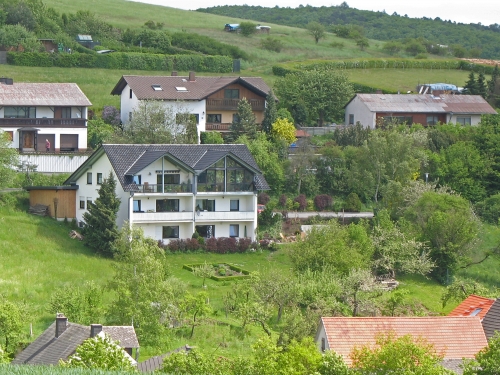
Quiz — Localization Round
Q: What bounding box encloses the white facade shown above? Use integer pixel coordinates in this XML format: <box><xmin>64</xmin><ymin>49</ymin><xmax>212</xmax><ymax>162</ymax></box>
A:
<box><xmin>72</xmin><ymin>151</ymin><xmax>258</xmax><ymax>243</ymax></box>
<box><xmin>344</xmin><ymin>96</ymin><xmax>376</xmax><ymax>128</ymax></box>
<box><xmin>119</xmin><ymin>83</ymin><xmax>206</xmax><ymax>140</ymax></box>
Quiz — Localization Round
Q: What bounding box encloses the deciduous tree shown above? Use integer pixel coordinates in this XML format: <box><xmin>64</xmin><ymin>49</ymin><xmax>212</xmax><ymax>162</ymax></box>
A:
<box><xmin>0</xmin><ymin>130</ymin><xmax>18</xmax><ymax>188</ymax></box>
<box><xmin>271</xmin><ymin>118</ymin><xmax>296</xmax><ymax>146</ymax></box>
<box><xmin>306</xmin><ymin>21</ymin><xmax>326</xmax><ymax>44</ymax></box>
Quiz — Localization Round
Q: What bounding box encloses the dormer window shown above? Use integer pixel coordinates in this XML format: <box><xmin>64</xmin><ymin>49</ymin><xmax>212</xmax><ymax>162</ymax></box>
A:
<box><xmin>176</xmin><ymin>87</ymin><xmax>188</xmax><ymax>92</ymax></box>
<box><xmin>152</xmin><ymin>84</ymin><xmax>163</xmax><ymax>91</ymax></box>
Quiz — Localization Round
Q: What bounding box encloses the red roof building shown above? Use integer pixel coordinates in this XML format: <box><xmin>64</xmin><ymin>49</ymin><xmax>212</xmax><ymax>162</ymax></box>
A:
<box><xmin>448</xmin><ymin>294</ymin><xmax>495</xmax><ymax>320</ymax></box>
<box><xmin>316</xmin><ymin>316</ymin><xmax>487</xmax><ymax>366</ymax></box>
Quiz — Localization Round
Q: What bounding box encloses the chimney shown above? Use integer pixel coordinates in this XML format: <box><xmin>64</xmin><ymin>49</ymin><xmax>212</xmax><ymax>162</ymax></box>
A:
<box><xmin>55</xmin><ymin>313</ymin><xmax>68</xmax><ymax>338</ymax></box>
<box><xmin>189</xmin><ymin>71</ymin><xmax>195</xmax><ymax>82</ymax></box>
<box><xmin>90</xmin><ymin>324</ymin><xmax>103</xmax><ymax>337</ymax></box>
<box><xmin>171</xmin><ymin>71</ymin><xmax>178</xmax><ymax>76</ymax></box>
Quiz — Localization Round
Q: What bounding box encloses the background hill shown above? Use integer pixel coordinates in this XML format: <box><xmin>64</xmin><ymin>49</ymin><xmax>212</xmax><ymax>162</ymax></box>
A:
<box><xmin>198</xmin><ymin>4</ymin><xmax>500</xmax><ymax>59</ymax></box>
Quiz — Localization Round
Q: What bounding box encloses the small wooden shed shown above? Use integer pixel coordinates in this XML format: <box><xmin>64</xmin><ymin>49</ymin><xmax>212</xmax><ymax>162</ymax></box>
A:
<box><xmin>25</xmin><ymin>185</ymin><xmax>78</xmax><ymax>220</ymax></box>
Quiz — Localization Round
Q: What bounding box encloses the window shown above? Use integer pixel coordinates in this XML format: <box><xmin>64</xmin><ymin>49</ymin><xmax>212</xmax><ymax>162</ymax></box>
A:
<box><xmin>162</xmin><ymin>226</ymin><xmax>179</xmax><ymax>239</ymax></box>
<box><xmin>152</xmin><ymin>84</ymin><xmax>163</xmax><ymax>91</ymax></box>
<box><xmin>232</xmin><ymin>113</ymin><xmax>239</xmax><ymax>123</ymax></box>
<box><xmin>79</xmin><ymin>196</ymin><xmax>85</xmax><ymax>209</ymax></box>
<box><xmin>87</xmin><ymin>172</ymin><xmax>92</xmax><ymax>184</ymax></box>
<box><xmin>133</xmin><ymin>200</ymin><xmax>141</xmax><ymax>212</ymax></box>
<box><xmin>157</xmin><ymin>174</ymin><xmax>180</xmax><ymax>185</ymax></box>
<box><xmin>61</xmin><ymin>107</ymin><xmax>71</xmax><ymax>118</ymax></box>
<box><xmin>97</xmin><ymin>173</ymin><xmax>103</xmax><ymax>185</ymax></box>
<box><xmin>207</xmin><ymin>114</ymin><xmax>222</xmax><ymax>123</ymax></box>
<box><xmin>426</xmin><ymin>116</ymin><xmax>439</xmax><ymax>125</ymax></box>
<box><xmin>4</xmin><ymin>106</ymin><xmax>35</xmax><ymax>118</ymax></box>
<box><xmin>229</xmin><ymin>224</ymin><xmax>239</xmax><ymax>237</ymax></box>
<box><xmin>321</xmin><ymin>338</ymin><xmax>326</xmax><ymax>352</ymax></box>
<box><xmin>196</xmin><ymin>199</ymin><xmax>215</xmax><ymax>211</ymax></box>
<box><xmin>457</xmin><ymin>116</ymin><xmax>471</xmax><ymax>125</ymax></box>
<box><xmin>230</xmin><ymin>199</ymin><xmax>239</xmax><ymax>211</ymax></box>
<box><xmin>195</xmin><ymin>225</ymin><xmax>215</xmax><ymax>238</ymax></box>
<box><xmin>6</xmin><ymin>131</ymin><xmax>13</xmax><ymax>141</ymax></box>
<box><xmin>87</xmin><ymin>197</ymin><xmax>92</xmax><ymax>207</ymax></box>
<box><xmin>224</xmin><ymin>89</ymin><xmax>239</xmax><ymax>99</ymax></box>
<box><xmin>349</xmin><ymin>114</ymin><xmax>354</xmax><ymax>125</ymax></box>
<box><xmin>133</xmin><ymin>175</ymin><xmax>141</xmax><ymax>184</ymax></box>
<box><xmin>470</xmin><ymin>308</ymin><xmax>483</xmax><ymax>316</ymax></box>
<box><xmin>156</xmin><ymin>199</ymin><xmax>179</xmax><ymax>212</ymax></box>
<box><xmin>129</xmin><ymin>89</ymin><xmax>133</xmax><ymax>99</ymax></box>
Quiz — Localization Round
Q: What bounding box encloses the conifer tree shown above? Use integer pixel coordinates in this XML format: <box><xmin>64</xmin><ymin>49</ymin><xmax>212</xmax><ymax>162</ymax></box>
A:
<box><xmin>477</xmin><ymin>72</ymin><xmax>488</xmax><ymax>98</ymax></box>
<box><xmin>261</xmin><ymin>90</ymin><xmax>277</xmax><ymax>134</ymax></box>
<box><xmin>230</xmin><ymin>98</ymin><xmax>257</xmax><ymax>141</ymax></box>
<box><xmin>83</xmin><ymin>172</ymin><xmax>121</xmax><ymax>257</ymax></box>
<box><xmin>464</xmin><ymin>72</ymin><xmax>478</xmax><ymax>95</ymax></box>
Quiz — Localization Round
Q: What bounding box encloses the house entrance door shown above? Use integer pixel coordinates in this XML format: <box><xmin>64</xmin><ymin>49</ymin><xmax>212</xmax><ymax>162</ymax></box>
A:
<box><xmin>23</xmin><ymin>131</ymin><xmax>35</xmax><ymax>151</ymax></box>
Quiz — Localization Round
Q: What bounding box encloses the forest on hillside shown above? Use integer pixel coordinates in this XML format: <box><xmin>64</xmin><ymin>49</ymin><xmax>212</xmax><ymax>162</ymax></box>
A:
<box><xmin>197</xmin><ymin>4</ymin><xmax>500</xmax><ymax>59</ymax></box>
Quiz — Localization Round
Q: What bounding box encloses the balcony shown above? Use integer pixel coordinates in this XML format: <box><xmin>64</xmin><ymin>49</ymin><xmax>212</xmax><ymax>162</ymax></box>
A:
<box><xmin>206</xmin><ymin>98</ymin><xmax>265</xmax><ymax>111</ymax></box>
<box><xmin>195</xmin><ymin>210</ymin><xmax>255</xmax><ymax>221</ymax></box>
<box><xmin>206</xmin><ymin>123</ymin><xmax>231</xmax><ymax>132</ymax></box>
<box><xmin>197</xmin><ymin>183</ymin><xmax>254</xmax><ymax>193</ymax></box>
<box><xmin>135</xmin><ymin>183</ymin><xmax>193</xmax><ymax>194</ymax></box>
<box><xmin>133</xmin><ymin>211</ymin><xmax>193</xmax><ymax>222</ymax></box>
<box><xmin>0</xmin><ymin>118</ymin><xmax>87</xmax><ymax>127</ymax></box>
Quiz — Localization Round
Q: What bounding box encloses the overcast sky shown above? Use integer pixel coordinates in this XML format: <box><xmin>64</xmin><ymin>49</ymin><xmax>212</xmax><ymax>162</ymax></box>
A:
<box><xmin>130</xmin><ymin>0</ymin><xmax>498</xmax><ymax>26</ymax></box>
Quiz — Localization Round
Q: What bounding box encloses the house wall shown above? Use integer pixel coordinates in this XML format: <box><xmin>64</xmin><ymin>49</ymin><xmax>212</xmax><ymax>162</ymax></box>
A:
<box><xmin>208</xmin><ymin>84</ymin><xmax>265</xmax><ymax>101</ymax></box>
<box><xmin>375</xmin><ymin>112</ymin><xmax>447</xmax><ymax>126</ymax></box>
<box><xmin>29</xmin><ymin>189</ymin><xmax>76</xmax><ymax>219</ymax></box>
<box><xmin>449</xmin><ymin>114</ymin><xmax>482</xmax><ymax>125</ymax></box>
<box><xmin>344</xmin><ymin>97</ymin><xmax>376</xmax><ymax>128</ymax></box>
<box><xmin>314</xmin><ymin>323</ymin><xmax>330</xmax><ymax>352</ymax></box>
<box><xmin>119</xmin><ymin>84</ymin><xmax>206</xmax><ymax>140</ymax></box>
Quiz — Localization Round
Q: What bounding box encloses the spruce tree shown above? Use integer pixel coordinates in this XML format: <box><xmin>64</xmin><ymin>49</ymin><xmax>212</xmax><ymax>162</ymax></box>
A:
<box><xmin>464</xmin><ymin>72</ymin><xmax>478</xmax><ymax>95</ymax></box>
<box><xmin>83</xmin><ymin>172</ymin><xmax>121</xmax><ymax>257</ymax></box>
<box><xmin>230</xmin><ymin>98</ymin><xmax>257</xmax><ymax>141</ymax></box>
<box><xmin>477</xmin><ymin>72</ymin><xmax>487</xmax><ymax>98</ymax></box>
<box><xmin>261</xmin><ymin>90</ymin><xmax>277</xmax><ymax>134</ymax></box>
<box><xmin>488</xmin><ymin>64</ymin><xmax>499</xmax><ymax>106</ymax></box>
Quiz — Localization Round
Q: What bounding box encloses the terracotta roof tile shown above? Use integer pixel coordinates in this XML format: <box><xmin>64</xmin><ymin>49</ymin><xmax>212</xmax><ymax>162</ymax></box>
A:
<box><xmin>448</xmin><ymin>294</ymin><xmax>495</xmax><ymax>319</ymax></box>
<box><xmin>320</xmin><ymin>316</ymin><xmax>487</xmax><ymax>366</ymax></box>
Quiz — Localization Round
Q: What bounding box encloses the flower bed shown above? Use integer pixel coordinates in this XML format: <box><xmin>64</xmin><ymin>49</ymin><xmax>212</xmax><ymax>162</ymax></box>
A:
<box><xmin>183</xmin><ymin>263</ymin><xmax>251</xmax><ymax>281</ymax></box>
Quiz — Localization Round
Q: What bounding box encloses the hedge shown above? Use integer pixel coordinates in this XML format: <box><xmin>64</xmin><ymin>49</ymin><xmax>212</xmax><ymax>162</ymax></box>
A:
<box><xmin>272</xmin><ymin>59</ymin><xmax>497</xmax><ymax>77</ymax></box>
<box><xmin>6</xmin><ymin>52</ymin><xmax>233</xmax><ymax>73</ymax></box>
<box><xmin>183</xmin><ymin>262</ymin><xmax>251</xmax><ymax>281</ymax></box>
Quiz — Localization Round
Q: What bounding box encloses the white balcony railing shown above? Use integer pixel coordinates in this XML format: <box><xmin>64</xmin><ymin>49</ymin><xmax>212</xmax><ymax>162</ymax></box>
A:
<box><xmin>195</xmin><ymin>211</ymin><xmax>255</xmax><ymax>221</ymax></box>
<box><xmin>133</xmin><ymin>211</ymin><xmax>193</xmax><ymax>222</ymax></box>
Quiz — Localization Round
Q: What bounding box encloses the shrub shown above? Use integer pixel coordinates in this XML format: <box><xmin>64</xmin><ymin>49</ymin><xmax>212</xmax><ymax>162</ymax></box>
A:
<box><xmin>476</xmin><ymin>194</ymin><xmax>500</xmax><ymax>224</ymax></box>
<box><xmin>217</xmin><ymin>237</ymin><xmax>238</xmax><ymax>253</ymax></box>
<box><xmin>238</xmin><ymin>237</ymin><xmax>252</xmax><ymax>252</ymax></box>
<box><xmin>239</xmin><ymin>21</ymin><xmax>258</xmax><ymax>37</ymax></box>
<box><xmin>279</xmin><ymin>194</ymin><xmax>287</xmax><ymax>208</ymax></box>
<box><xmin>200</xmin><ymin>131</ymin><xmax>224</xmax><ymax>144</ymax></box>
<box><xmin>314</xmin><ymin>194</ymin><xmax>333</xmax><ymax>211</ymax></box>
<box><xmin>205</xmin><ymin>237</ymin><xmax>218</xmax><ymax>252</ymax></box>
<box><xmin>330</xmin><ymin>41</ymin><xmax>345</xmax><ymax>49</ymax></box>
<box><xmin>258</xmin><ymin>192</ymin><xmax>270</xmax><ymax>205</ymax></box>
<box><xmin>414</xmin><ymin>53</ymin><xmax>428</xmax><ymax>59</ymax></box>
<box><xmin>185</xmin><ymin>238</ymin><xmax>200</xmax><ymax>251</ymax></box>
<box><xmin>167</xmin><ymin>239</ymin><xmax>180</xmax><ymax>252</ymax></box>
<box><xmin>344</xmin><ymin>192</ymin><xmax>362</xmax><ymax>212</ymax></box>
<box><xmin>261</xmin><ymin>36</ymin><xmax>284</xmax><ymax>52</ymax></box>
<box><xmin>294</xmin><ymin>194</ymin><xmax>307</xmax><ymax>211</ymax></box>
<box><xmin>102</xmin><ymin>106</ymin><xmax>121</xmax><ymax>126</ymax></box>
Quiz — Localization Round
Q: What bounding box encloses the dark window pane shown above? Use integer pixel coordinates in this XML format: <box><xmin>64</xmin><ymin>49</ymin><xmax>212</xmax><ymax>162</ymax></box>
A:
<box><xmin>230</xmin><ymin>200</ymin><xmax>239</xmax><ymax>211</ymax></box>
<box><xmin>162</xmin><ymin>226</ymin><xmax>179</xmax><ymax>238</ymax></box>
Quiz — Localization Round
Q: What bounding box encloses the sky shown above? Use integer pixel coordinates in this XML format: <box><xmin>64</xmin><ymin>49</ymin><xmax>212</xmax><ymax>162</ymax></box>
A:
<box><xmin>130</xmin><ymin>0</ymin><xmax>498</xmax><ymax>26</ymax></box>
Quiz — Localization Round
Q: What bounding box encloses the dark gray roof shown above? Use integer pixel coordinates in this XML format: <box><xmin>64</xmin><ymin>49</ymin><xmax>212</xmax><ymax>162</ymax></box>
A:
<box><xmin>12</xmin><ymin>321</ymin><xmax>139</xmax><ymax>365</ymax></box>
<box><xmin>66</xmin><ymin>144</ymin><xmax>269</xmax><ymax>191</ymax></box>
<box><xmin>482</xmin><ymin>298</ymin><xmax>500</xmax><ymax>340</ymax></box>
<box><xmin>111</xmin><ymin>75</ymin><xmax>270</xmax><ymax>101</ymax></box>
<box><xmin>193</xmin><ymin>150</ymin><xmax>229</xmax><ymax>171</ymax></box>
<box><xmin>441</xmin><ymin>358</ymin><xmax>464</xmax><ymax>374</ymax></box>
<box><xmin>137</xmin><ymin>345</ymin><xmax>192</xmax><ymax>373</ymax></box>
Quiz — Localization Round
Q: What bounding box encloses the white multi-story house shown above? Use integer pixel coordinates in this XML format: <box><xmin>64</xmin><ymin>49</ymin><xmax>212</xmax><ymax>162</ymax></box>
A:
<box><xmin>110</xmin><ymin>73</ymin><xmax>271</xmax><ymax>137</ymax></box>
<box><xmin>64</xmin><ymin>144</ymin><xmax>269</xmax><ymax>242</ymax></box>
<box><xmin>0</xmin><ymin>78</ymin><xmax>91</xmax><ymax>152</ymax></box>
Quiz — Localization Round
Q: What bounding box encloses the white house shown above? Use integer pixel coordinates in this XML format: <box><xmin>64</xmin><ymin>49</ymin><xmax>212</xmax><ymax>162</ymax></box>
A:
<box><xmin>0</xmin><ymin>78</ymin><xmax>91</xmax><ymax>152</ymax></box>
<box><xmin>110</xmin><ymin>73</ymin><xmax>271</xmax><ymax>138</ymax></box>
<box><xmin>64</xmin><ymin>144</ymin><xmax>269</xmax><ymax>242</ymax></box>
<box><xmin>344</xmin><ymin>93</ymin><xmax>497</xmax><ymax>128</ymax></box>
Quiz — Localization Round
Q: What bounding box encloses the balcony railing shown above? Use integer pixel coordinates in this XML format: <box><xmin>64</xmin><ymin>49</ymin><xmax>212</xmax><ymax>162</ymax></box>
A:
<box><xmin>197</xmin><ymin>183</ymin><xmax>254</xmax><ymax>193</ymax></box>
<box><xmin>0</xmin><ymin>118</ymin><xmax>87</xmax><ymax>126</ymax></box>
<box><xmin>135</xmin><ymin>183</ymin><xmax>193</xmax><ymax>193</ymax></box>
<box><xmin>205</xmin><ymin>123</ymin><xmax>231</xmax><ymax>131</ymax></box>
<box><xmin>196</xmin><ymin>211</ymin><xmax>255</xmax><ymax>221</ymax></box>
<box><xmin>133</xmin><ymin>211</ymin><xmax>193</xmax><ymax>222</ymax></box>
<box><xmin>206</xmin><ymin>98</ymin><xmax>265</xmax><ymax>111</ymax></box>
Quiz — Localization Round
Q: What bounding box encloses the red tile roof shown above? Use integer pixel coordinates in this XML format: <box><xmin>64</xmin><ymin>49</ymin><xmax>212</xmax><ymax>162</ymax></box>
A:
<box><xmin>448</xmin><ymin>294</ymin><xmax>495</xmax><ymax>320</ymax></box>
<box><xmin>320</xmin><ymin>316</ymin><xmax>487</xmax><ymax>365</ymax></box>
<box><xmin>296</xmin><ymin>129</ymin><xmax>311</xmax><ymax>137</ymax></box>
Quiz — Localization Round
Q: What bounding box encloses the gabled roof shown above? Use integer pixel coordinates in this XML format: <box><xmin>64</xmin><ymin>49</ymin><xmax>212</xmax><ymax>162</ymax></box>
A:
<box><xmin>137</xmin><ymin>345</ymin><xmax>192</xmax><ymax>373</ymax></box>
<box><xmin>319</xmin><ymin>316</ymin><xmax>487</xmax><ymax>366</ymax></box>
<box><xmin>481</xmin><ymin>298</ymin><xmax>500</xmax><ymax>340</ymax></box>
<box><xmin>0</xmin><ymin>82</ymin><xmax>92</xmax><ymax>106</ymax></box>
<box><xmin>65</xmin><ymin>144</ymin><xmax>270</xmax><ymax>191</ymax></box>
<box><xmin>448</xmin><ymin>294</ymin><xmax>495</xmax><ymax>320</ymax></box>
<box><xmin>11</xmin><ymin>321</ymin><xmax>138</xmax><ymax>365</ymax></box>
<box><xmin>347</xmin><ymin>94</ymin><xmax>497</xmax><ymax>115</ymax></box>
<box><xmin>110</xmin><ymin>75</ymin><xmax>271</xmax><ymax>101</ymax></box>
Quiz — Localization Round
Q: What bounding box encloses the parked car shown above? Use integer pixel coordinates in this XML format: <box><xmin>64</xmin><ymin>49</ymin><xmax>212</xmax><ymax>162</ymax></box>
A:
<box><xmin>257</xmin><ymin>204</ymin><xmax>266</xmax><ymax>214</ymax></box>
